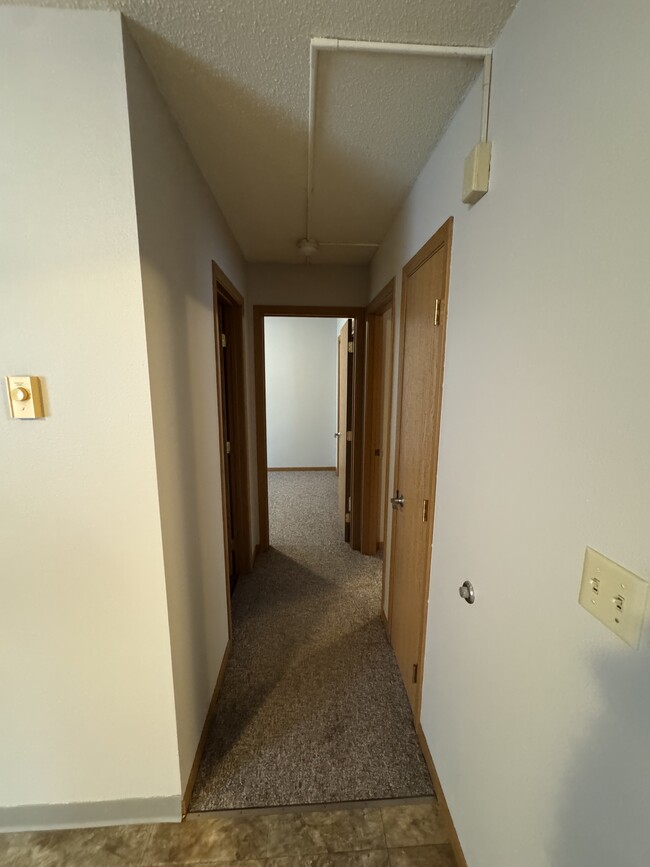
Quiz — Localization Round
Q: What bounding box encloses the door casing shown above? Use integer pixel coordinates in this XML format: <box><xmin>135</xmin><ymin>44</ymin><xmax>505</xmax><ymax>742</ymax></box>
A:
<box><xmin>360</xmin><ymin>279</ymin><xmax>395</xmax><ymax>559</ymax></box>
<box><xmin>212</xmin><ymin>261</ymin><xmax>252</xmax><ymax>632</ymax></box>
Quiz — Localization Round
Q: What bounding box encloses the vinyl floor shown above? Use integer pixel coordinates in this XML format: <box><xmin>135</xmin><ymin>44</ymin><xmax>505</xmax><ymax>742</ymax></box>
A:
<box><xmin>1</xmin><ymin>800</ymin><xmax>456</xmax><ymax>866</ymax></box>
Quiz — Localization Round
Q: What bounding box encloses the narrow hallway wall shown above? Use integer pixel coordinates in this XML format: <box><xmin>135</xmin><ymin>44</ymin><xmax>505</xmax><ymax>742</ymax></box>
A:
<box><xmin>0</xmin><ymin>7</ymin><xmax>180</xmax><ymax>827</ymax></box>
<box><xmin>371</xmin><ymin>0</ymin><xmax>650</xmax><ymax>865</ymax></box>
<box><xmin>123</xmin><ymin>25</ymin><xmax>247</xmax><ymax>797</ymax></box>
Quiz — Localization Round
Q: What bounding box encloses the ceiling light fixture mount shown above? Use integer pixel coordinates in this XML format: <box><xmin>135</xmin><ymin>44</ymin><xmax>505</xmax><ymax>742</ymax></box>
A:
<box><xmin>297</xmin><ymin>237</ymin><xmax>320</xmax><ymax>257</ymax></box>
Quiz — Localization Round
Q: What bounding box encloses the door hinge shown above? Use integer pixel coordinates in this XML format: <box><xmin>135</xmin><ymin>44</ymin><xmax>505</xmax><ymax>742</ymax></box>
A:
<box><xmin>226</xmin><ymin>441</ymin><xmax>231</xmax><ymax>454</ymax></box>
<box><xmin>221</xmin><ymin>333</ymin><xmax>227</xmax><ymax>348</ymax></box>
<box><xmin>348</xmin><ymin>340</ymin><xmax>354</xmax><ymax>353</ymax></box>
<box><xmin>345</xmin><ymin>512</ymin><xmax>351</xmax><ymax>524</ymax></box>
<box><xmin>347</xmin><ymin>495</ymin><xmax>352</xmax><ymax>512</ymax></box>
<box><xmin>434</xmin><ymin>299</ymin><xmax>441</xmax><ymax>327</ymax></box>
<box><xmin>346</xmin><ymin>430</ymin><xmax>352</xmax><ymax>442</ymax></box>
<box><xmin>422</xmin><ymin>499</ymin><xmax>429</xmax><ymax>522</ymax></box>
<box><xmin>412</xmin><ymin>663</ymin><xmax>418</xmax><ymax>684</ymax></box>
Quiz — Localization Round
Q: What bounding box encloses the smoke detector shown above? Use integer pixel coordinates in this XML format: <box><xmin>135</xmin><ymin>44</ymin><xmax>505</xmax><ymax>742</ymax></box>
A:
<box><xmin>297</xmin><ymin>238</ymin><xmax>319</xmax><ymax>257</ymax></box>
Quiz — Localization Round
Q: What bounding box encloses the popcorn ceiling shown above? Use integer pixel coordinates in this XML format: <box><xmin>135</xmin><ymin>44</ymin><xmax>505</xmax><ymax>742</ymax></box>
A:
<box><xmin>8</xmin><ymin>0</ymin><xmax>518</xmax><ymax>263</ymax></box>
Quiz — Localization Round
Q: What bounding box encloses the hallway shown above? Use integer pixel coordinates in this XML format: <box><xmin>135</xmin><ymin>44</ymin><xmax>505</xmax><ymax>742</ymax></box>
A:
<box><xmin>190</xmin><ymin>472</ymin><xmax>433</xmax><ymax>811</ymax></box>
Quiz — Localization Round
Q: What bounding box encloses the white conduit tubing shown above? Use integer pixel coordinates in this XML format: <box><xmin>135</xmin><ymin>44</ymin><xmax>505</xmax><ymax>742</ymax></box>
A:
<box><xmin>319</xmin><ymin>242</ymin><xmax>380</xmax><ymax>248</ymax></box>
<box><xmin>306</xmin><ymin>36</ymin><xmax>494</xmax><ymax>238</ymax></box>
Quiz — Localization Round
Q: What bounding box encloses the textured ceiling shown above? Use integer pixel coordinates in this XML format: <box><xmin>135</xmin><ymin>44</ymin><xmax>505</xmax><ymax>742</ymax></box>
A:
<box><xmin>8</xmin><ymin>0</ymin><xmax>518</xmax><ymax>263</ymax></box>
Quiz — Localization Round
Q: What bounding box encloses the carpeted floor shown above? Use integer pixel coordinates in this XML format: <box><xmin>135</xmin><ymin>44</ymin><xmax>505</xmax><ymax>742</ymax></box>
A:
<box><xmin>189</xmin><ymin>471</ymin><xmax>433</xmax><ymax>812</ymax></box>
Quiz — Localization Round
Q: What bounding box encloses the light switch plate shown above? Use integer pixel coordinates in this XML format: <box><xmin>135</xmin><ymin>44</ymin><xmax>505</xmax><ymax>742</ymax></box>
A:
<box><xmin>579</xmin><ymin>547</ymin><xmax>648</xmax><ymax>648</ymax></box>
<box><xmin>6</xmin><ymin>375</ymin><xmax>45</xmax><ymax>419</ymax></box>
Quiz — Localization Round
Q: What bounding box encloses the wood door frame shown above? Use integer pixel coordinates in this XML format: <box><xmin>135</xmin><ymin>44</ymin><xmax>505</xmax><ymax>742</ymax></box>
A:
<box><xmin>387</xmin><ymin>218</ymin><xmax>454</xmax><ymax>718</ymax></box>
<box><xmin>212</xmin><ymin>261</ymin><xmax>253</xmax><ymax>619</ymax></box>
<box><xmin>360</xmin><ymin>280</ymin><xmax>396</xmax><ymax>627</ymax></box>
<box><xmin>254</xmin><ymin>305</ymin><xmax>366</xmax><ymax>552</ymax></box>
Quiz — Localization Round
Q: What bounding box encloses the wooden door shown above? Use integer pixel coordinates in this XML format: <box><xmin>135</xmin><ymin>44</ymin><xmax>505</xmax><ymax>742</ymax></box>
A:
<box><xmin>389</xmin><ymin>219</ymin><xmax>453</xmax><ymax>715</ymax></box>
<box><xmin>337</xmin><ymin>320</ymin><xmax>353</xmax><ymax>541</ymax></box>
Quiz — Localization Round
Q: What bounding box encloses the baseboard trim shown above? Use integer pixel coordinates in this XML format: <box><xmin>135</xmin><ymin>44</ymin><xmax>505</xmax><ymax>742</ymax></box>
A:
<box><xmin>267</xmin><ymin>467</ymin><xmax>336</xmax><ymax>472</ymax></box>
<box><xmin>252</xmin><ymin>543</ymin><xmax>260</xmax><ymax>568</ymax></box>
<box><xmin>380</xmin><ymin>608</ymin><xmax>389</xmax><ymax>636</ymax></box>
<box><xmin>181</xmin><ymin>639</ymin><xmax>232</xmax><ymax>817</ymax></box>
<box><xmin>415</xmin><ymin>722</ymin><xmax>468</xmax><ymax>867</ymax></box>
<box><xmin>0</xmin><ymin>795</ymin><xmax>181</xmax><ymax>832</ymax></box>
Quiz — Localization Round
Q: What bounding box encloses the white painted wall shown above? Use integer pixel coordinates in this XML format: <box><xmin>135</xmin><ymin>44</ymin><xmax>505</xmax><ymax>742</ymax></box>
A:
<box><xmin>0</xmin><ymin>7</ymin><xmax>180</xmax><ymax>822</ymax></box>
<box><xmin>246</xmin><ymin>263</ymin><xmax>368</xmax><ymax>309</ymax></box>
<box><xmin>265</xmin><ymin>318</ymin><xmax>338</xmax><ymax>468</ymax></box>
<box><xmin>371</xmin><ymin>1</ymin><xmax>650</xmax><ymax>865</ymax></box>
<box><xmin>122</xmin><ymin>26</ymin><xmax>246</xmax><ymax>796</ymax></box>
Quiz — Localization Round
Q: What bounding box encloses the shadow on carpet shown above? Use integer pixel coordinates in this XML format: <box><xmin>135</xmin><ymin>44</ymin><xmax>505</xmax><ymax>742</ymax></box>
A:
<box><xmin>189</xmin><ymin>471</ymin><xmax>433</xmax><ymax>811</ymax></box>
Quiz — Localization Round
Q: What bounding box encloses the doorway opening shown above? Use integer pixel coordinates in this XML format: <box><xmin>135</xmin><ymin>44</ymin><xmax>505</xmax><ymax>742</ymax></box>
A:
<box><xmin>361</xmin><ymin>280</ymin><xmax>396</xmax><ymax>628</ymax></box>
<box><xmin>212</xmin><ymin>262</ymin><xmax>252</xmax><ymax>601</ymax></box>
<box><xmin>254</xmin><ymin>306</ymin><xmax>366</xmax><ymax>552</ymax></box>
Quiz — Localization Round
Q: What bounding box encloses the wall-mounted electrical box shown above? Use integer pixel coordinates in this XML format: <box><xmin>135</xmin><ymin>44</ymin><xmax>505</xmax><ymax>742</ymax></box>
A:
<box><xmin>579</xmin><ymin>547</ymin><xmax>648</xmax><ymax>648</ymax></box>
<box><xmin>6</xmin><ymin>375</ymin><xmax>45</xmax><ymax>419</ymax></box>
<box><xmin>462</xmin><ymin>141</ymin><xmax>492</xmax><ymax>204</ymax></box>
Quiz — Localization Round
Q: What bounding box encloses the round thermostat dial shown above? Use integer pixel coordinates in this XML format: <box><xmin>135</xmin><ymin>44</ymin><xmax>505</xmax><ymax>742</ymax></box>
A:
<box><xmin>12</xmin><ymin>387</ymin><xmax>30</xmax><ymax>402</ymax></box>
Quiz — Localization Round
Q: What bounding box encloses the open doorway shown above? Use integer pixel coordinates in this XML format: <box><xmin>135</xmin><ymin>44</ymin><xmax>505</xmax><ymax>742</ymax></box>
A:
<box><xmin>361</xmin><ymin>280</ymin><xmax>396</xmax><ymax>630</ymax></box>
<box><xmin>212</xmin><ymin>263</ymin><xmax>251</xmax><ymax>597</ymax></box>
<box><xmin>254</xmin><ymin>306</ymin><xmax>366</xmax><ymax>551</ymax></box>
<box><xmin>263</xmin><ymin>314</ymin><xmax>347</xmax><ymax>547</ymax></box>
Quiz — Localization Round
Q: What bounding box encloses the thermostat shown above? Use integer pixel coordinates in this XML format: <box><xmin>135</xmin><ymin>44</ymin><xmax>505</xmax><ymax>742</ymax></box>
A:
<box><xmin>6</xmin><ymin>376</ymin><xmax>45</xmax><ymax>418</ymax></box>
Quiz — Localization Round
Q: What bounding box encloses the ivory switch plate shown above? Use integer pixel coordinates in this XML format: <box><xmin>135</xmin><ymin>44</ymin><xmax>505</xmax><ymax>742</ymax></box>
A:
<box><xmin>6</xmin><ymin>375</ymin><xmax>45</xmax><ymax>419</ymax></box>
<box><xmin>579</xmin><ymin>547</ymin><xmax>648</xmax><ymax>648</ymax></box>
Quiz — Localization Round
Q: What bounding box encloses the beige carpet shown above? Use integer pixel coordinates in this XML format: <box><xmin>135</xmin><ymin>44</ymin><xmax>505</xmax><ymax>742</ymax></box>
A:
<box><xmin>189</xmin><ymin>471</ymin><xmax>433</xmax><ymax>811</ymax></box>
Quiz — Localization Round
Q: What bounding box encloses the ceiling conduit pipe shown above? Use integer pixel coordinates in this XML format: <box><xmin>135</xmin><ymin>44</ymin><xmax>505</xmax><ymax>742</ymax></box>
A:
<box><xmin>306</xmin><ymin>36</ymin><xmax>494</xmax><ymax>246</ymax></box>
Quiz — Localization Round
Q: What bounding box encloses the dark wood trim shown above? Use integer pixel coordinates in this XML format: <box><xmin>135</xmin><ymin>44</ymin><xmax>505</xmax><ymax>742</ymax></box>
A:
<box><xmin>350</xmin><ymin>313</ymin><xmax>366</xmax><ymax>551</ymax></box>
<box><xmin>212</xmin><ymin>260</ymin><xmax>244</xmax><ymax>307</ymax></box>
<box><xmin>367</xmin><ymin>279</ymin><xmax>395</xmax><ymax>316</ymax></box>
<box><xmin>254</xmin><ymin>305</ymin><xmax>366</xmax><ymax>319</ymax></box>
<box><xmin>213</xmin><ymin>294</ymin><xmax>234</xmax><ymax>637</ymax></box>
<box><xmin>268</xmin><ymin>466</ymin><xmax>336</xmax><ymax>472</ymax></box>
<box><xmin>253</xmin><ymin>305</ymin><xmax>366</xmax><ymax>552</ymax></box>
<box><xmin>253</xmin><ymin>308</ymin><xmax>270</xmax><ymax>550</ymax></box>
<box><xmin>181</xmin><ymin>639</ymin><xmax>232</xmax><ymax>817</ymax></box>
<box><xmin>415</xmin><ymin>721</ymin><xmax>468</xmax><ymax>867</ymax></box>
<box><xmin>387</xmin><ymin>218</ymin><xmax>454</xmax><ymax>720</ymax></box>
<box><xmin>213</xmin><ymin>264</ymin><xmax>252</xmax><ymax>579</ymax></box>
<box><xmin>361</xmin><ymin>279</ymin><xmax>395</xmax><ymax>556</ymax></box>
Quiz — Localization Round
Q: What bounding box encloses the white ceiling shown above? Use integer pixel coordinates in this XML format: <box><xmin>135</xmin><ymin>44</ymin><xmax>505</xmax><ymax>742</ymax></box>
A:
<box><xmin>10</xmin><ymin>0</ymin><xmax>518</xmax><ymax>263</ymax></box>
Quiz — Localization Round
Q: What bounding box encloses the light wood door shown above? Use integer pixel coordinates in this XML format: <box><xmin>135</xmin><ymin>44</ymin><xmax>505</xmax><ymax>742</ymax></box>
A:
<box><xmin>389</xmin><ymin>219</ymin><xmax>453</xmax><ymax>715</ymax></box>
<box><xmin>337</xmin><ymin>320</ymin><xmax>353</xmax><ymax>540</ymax></box>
